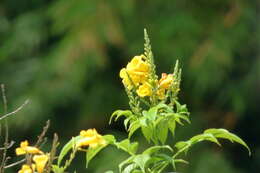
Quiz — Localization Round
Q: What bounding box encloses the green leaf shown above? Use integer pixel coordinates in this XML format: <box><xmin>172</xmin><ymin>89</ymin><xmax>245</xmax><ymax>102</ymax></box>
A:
<box><xmin>174</xmin><ymin>159</ymin><xmax>189</xmax><ymax>165</ymax></box>
<box><xmin>133</xmin><ymin>154</ymin><xmax>151</xmax><ymax>172</ymax></box>
<box><xmin>115</xmin><ymin>139</ymin><xmax>138</xmax><ymax>155</ymax></box>
<box><xmin>124</xmin><ymin>118</ymin><xmax>131</xmax><ymax>130</ymax></box>
<box><xmin>157</xmin><ymin>120</ymin><xmax>169</xmax><ymax>144</ymax></box>
<box><xmin>122</xmin><ymin>163</ymin><xmax>138</xmax><ymax>173</ymax></box>
<box><xmin>128</xmin><ymin>120</ymin><xmax>141</xmax><ymax>138</ymax></box>
<box><xmin>85</xmin><ymin>135</ymin><xmax>114</xmax><ymax>168</ymax></box>
<box><xmin>52</xmin><ymin>165</ymin><xmax>64</xmax><ymax>173</ymax></box>
<box><xmin>58</xmin><ymin>136</ymin><xmax>80</xmax><ymax>166</ymax></box>
<box><xmin>119</xmin><ymin>156</ymin><xmax>135</xmax><ymax>172</ymax></box>
<box><xmin>141</xmin><ymin>125</ymin><xmax>152</xmax><ymax>142</ymax></box>
<box><xmin>168</xmin><ymin>119</ymin><xmax>176</xmax><ymax>137</ymax></box>
<box><xmin>86</xmin><ymin>142</ymin><xmax>109</xmax><ymax>168</ymax></box>
<box><xmin>143</xmin><ymin>145</ymin><xmax>173</xmax><ymax>155</ymax></box>
<box><xmin>104</xmin><ymin>171</ymin><xmax>114</xmax><ymax>173</ymax></box>
<box><xmin>109</xmin><ymin>110</ymin><xmax>133</xmax><ymax>124</ymax></box>
<box><xmin>204</xmin><ymin>128</ymin><xmax>251</xmax><ymax>155</ymax></box>
<box><xmin>190</xmin><ymin>133</ymin><xmax>221</xmax><ymax>146</ymax></box>
<box><xmin>103</xmin><ymin>135</ymin><xmax>116</xmax><ymax>144</ymax></box>
<box><xmin>174</xmin><ymin>141</ymin><xmax>192</xmax><ymax>155</ymax></box>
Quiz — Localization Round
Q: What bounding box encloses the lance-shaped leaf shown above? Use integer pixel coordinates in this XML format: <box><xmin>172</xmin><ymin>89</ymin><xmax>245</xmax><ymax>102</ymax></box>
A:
<box><xmin>115</xmin><ymin>139</ymin><xmax>139</xmax><ymax>155</ymax></box>
<box><xmin>109</xmin><ymin>110</ymin><xmax>133</xmax><ymax>124</ymax></box>
<box><xmin>174</xmin><ymin>128</ymin><xmax>251</xmax><ymax>158</ymax></box>
<box><xmin>204</xmin><ymin>128</ymin><xmax>251</xmax><ymax>155</ymax></box>
<box><xmin>86</xmin><ymin>135</ymin><xmax>115</xmax><ymax>168</ymax></box>
<box><xmin>58</xmin><ymin>136</ymin><xmax>81</xmax><ymax>166</ymax></box>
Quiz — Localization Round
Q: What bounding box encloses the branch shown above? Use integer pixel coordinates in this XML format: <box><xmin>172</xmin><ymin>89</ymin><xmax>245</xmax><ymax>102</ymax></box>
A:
<box><xmin>0</xmin><ymin>99</ymin><xmax>29</xmax><ymax>121</ymax></box>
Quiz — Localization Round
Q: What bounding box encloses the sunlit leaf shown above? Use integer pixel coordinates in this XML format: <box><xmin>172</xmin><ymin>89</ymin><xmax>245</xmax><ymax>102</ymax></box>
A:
<box><xmin>109</xmin><ymin>110</ymin><xmax>133</xmax><ymax>124</ymax></box>
<box><xmin>204</xmin><ymin>128</ymin><xmax>251</xmax><ymax>155</ymax></box>
<box><xmin>115</xmin><ymin>139</ymin><xmax>138</xmax><ymax>155</ymax></box>
<box><xmin>58</xmin><ymin>136</ymin><xmax>80</xmax><ymax>166</ymax></box>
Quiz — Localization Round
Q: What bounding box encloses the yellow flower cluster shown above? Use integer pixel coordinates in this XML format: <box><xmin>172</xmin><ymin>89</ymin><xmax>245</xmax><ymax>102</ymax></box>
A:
<box><xmin>16</xmin><ymin>140</ymin><xmax>48</xmax><ymax>173</ymax></box>
<box><xmin>157</xmin><ymin>73</ymin><xmax>174</xmax><ymax>99</ymax></box>
<box><xmin>120</xmin><ymin>55</ymin><xmax>150</xmax><ymax>90</ymax></box>
<box><xmin>120</xmin><ymin>55</ymin><xmax>174</xmax><ymax>99</ymax></box>
<box><xmin>76</xmin><ymin>129</ymin><xmax>106</xmax><ymax>149</ymax></box>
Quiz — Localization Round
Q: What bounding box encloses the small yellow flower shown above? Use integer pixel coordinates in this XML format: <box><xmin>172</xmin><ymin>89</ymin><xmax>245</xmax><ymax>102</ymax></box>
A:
<box><xmin>33</xmin><ymin>154</ymin><xmax>49</xmax><ymax>173</ymax></box>
<box><xmin>76</xmin><ymin>129</ymin><xmax>106</xmax><ymax>148</ymax></box>
<box><xmin>119</xmin><ymin>68</ymin><xmax>133</xmax><ymax>90</ymax></box>
<box><xmin>157</xmin><ymin>88</ymin><xmax>166</xmax><ymax>100</ymax></box>
<box><xmin>159</xmin><ymin>73</ymin><xmax>173</xmax><ymax>89</ymax></box>
<box><xmin>16</xmin><ymin>140</ymin><xmax>43</xmax><ymax>155</ymax></box>
<box><xmin>136</xmin><ymin>82</ymin><xmax>152</xmax><ymax>97</ymax></box>
<box><xmin>18</xmin><ymin>164</ymin><xmax>35</xmax><ymax>173</ymax></box>
<box><xmin>119</xmin><ymin>55</ymin><xmax>150</xmax><ymax>89</ymax></box>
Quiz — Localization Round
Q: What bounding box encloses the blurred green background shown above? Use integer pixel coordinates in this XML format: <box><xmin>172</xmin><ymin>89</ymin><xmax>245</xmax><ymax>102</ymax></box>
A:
<box><xmin>0</xmin><ymin>0</ymin><xmax>259</xmax><ymax>172</ymax></box>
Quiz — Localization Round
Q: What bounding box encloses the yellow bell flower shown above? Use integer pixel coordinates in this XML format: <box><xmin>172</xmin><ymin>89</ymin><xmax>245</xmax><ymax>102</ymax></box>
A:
<box><xmin>76</xmin><ymin>129</ymin><xmax>106</xmax><ymax>148</ymax></box>
<box><xmin>18</xmin><ymin>164</ymin><xmax>35</xmax><ymax>173</ymax></box>
<box><xmin>33</xmin><ymin>154</ymin><xmax>49</xmax><ymax>173</ymax></box>
<box><xmin>136</xmin><ymin>82</ymin><xmax>152</xmax><ymax>97</ymax></box>
<box><xmin>159</xmin><ymin>73</ymin><xmax>173</xmax><ymax>89</ymax></box>
<box><xmin>119</xmin><ymin>68</ymin><xmax>133</xmax><ymax>90</ymax></box>
<box><xmin>119</xmin><ymin>55</ymin><xmax>150</xmax><ymax>89</ymax></box>
<box><xmin>16</xmin><ymin>140</ymin><xmax>43</xmax><ymax>155</ymax></box>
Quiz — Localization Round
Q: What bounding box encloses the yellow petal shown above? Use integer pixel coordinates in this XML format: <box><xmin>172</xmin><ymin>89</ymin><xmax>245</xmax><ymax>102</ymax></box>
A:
<box><xmin>18</xmin><ymin>164</ymin><xmax>34</xmax><ymax>173</ymax></box>
<box><xmin>26</xmin><ymin>146</ymin><xmax>43</xmax><ymax>154</ymax></box>
<box><xmin>159</xmin><ymin>73</ymin><xmax>173</xmax><ymax>89</ymax></box>
<box><xmin>33</xmin><ymin>154</ymin><xmax>49</xmax><ymax>173</ymax></box>
<box><xmin>16</xmin><ymin>147</ymin><xmax>26</xmax><ymax>155</ymax></box>
<box><xmin>136</xmin><ymin>83</ymin><xmax>152</xmax><ymax>97</ymax></box>
<box><xmin>20</xmin><ymin>140</ymin><xmax>29</xmax><ymax>148</ymax></box>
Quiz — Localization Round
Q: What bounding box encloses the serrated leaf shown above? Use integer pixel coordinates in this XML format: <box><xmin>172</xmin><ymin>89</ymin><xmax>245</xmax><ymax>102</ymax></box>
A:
<box><xmin>204</xmin><ymin>128</ymin><xmax>251</xmax><ymax>155</ymax></box>
<box><xmin>58</xmin><ymin>136</ymin><xmax>80</xmax><ymax>166</ymax></box>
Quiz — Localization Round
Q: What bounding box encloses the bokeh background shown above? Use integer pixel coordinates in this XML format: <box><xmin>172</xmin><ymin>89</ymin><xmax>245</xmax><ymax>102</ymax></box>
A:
<box><xmin>0</xmin><ymin>0</ymin><xmax>259</xmax><ymax>172</ymax></box>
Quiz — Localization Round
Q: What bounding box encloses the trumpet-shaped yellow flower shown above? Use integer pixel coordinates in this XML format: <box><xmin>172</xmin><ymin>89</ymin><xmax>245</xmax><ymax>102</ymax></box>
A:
<box><xmin>16</xmin><ymin>140</ymin><xmax>43</xmax><ymax>155</ymax></box>
<box><xmin>159</xmin><ymin>73</ymin><xmax>174</xmax><ymax>89</ymax></box>
<box><xmin>33</xmin><ymin>154</ymin><xmax>49</xmax><ymax>173</ymax></box>
<box><xmin>136</xmin><ymin>82</ymin><xmax>152</xmax><ymax>97</ymax></box>
<box><xmin>18</xmin><ymin>164</ymin><xmax>35</xmax><ymax>173</ymax></box>
<box><xmin>76</xmin><ymin>129</ymin><xmax>106</xmax><ymax>148</ymax></box>
<box><xmin>120</xmin><ymin>55</ymin><xmax>150</xmax><ymax>89</ymax></box>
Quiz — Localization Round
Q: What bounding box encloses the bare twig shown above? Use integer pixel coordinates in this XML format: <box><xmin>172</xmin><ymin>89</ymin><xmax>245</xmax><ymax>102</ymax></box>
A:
<box><xmin>4</xmin><ymin>159</ymin><xmax>26</xmax><ymax>169</ymax></box>
<box><xmin>0</xmin><ymin>141</ymin><xmax>15</xmax><ymax>150</ymax></box>
<box><xmin>0</xmin><ymin>84</ymin><xmax>9</xmax><ymax>172</ymax></box>
<box><xmin>45</xmin><ymin>133</ymin><xmax>59</xmax><ymax>173</ymax></box>
<box><xmin>0</xmin><ymin>99</ymin><xmax>29</xmax><ymax>121</ymax></box>
<box><xmin>35</xmin><ymin>120</ymin><xmax>50</xmax><ymax>147</ymax></box>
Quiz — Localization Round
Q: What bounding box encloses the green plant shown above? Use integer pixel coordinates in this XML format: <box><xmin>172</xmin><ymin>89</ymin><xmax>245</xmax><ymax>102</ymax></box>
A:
<box><xmin>13</xmin><ymin>29</ymin><xmax>250</xmax><ymax>173</ymax></box>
